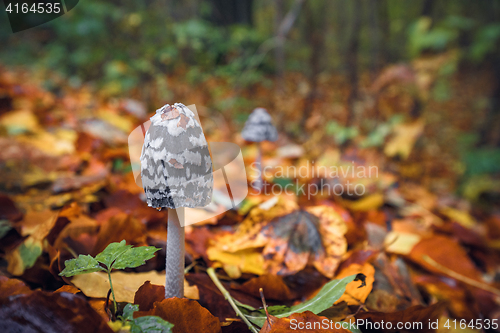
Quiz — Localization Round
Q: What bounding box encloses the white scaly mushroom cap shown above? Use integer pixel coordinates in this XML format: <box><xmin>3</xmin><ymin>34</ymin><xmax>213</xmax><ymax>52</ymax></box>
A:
<box><xmin>140</xmin><ymin>103</ymin><xmax>213</xmax><ymax>209</ymax></box>
<box><xmin>241</xmin><ymin>108</ymin><xmax>278</xmax><ymax>142</ymax></box>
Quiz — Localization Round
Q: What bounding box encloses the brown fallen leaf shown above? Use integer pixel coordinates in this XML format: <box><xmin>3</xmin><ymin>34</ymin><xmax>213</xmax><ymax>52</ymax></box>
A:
<box><xmin>134</xmin><ymin>280</ymin><xmax>166</xmax><ymax>311</ymax></box>
<box><xmin>134</xmin><ymin>298</ymin><xmax>222</xmax><ymax>333</ymax></box>
<box><xmin>54</xmin><ymin>284</ymin><xmax>81</xmax><ymax>294</ymax></box>
<box><xmin>0</xmin><ymin>291</ymin><xmax>113</xmax><ymax>333</ymax></box>
<box><xmin>0</xmin><ymin>276</ymin><xmax>32</xmax><ymax>300</ymax></box>
<box><xmin>355</xmin><ymin>302</ymin><xmax>446</xmax><ymax>333</ymax></box>
<box><xmin>408</xmin><ymin>235</ymin><xmax>482</xmax><ymax>281</ymax></box>
<box><xmin>233</xmin><ymin>274</ymin><xmax>295</xmax><ymax>301</ymax></box>
<box><xmin>0</xmin><ymin>194</ymin><xmax>23</xmax><ymax>221</ymax></box>
<box><xmin>92</xmin><ymin>212</ymin><xmax>147</xmax><ymax>255</ymax></box>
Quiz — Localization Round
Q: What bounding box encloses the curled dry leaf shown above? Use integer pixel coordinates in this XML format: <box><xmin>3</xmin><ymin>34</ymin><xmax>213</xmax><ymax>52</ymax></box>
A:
<box><xmin>134</xmin><ymin>298</ymin><xmax>222</xmax><ymax>333</ymax></box>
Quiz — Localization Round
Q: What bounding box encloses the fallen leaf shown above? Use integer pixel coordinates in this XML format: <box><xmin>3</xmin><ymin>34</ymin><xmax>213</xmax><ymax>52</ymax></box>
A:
<box><xmin>408</xmin><ymin>235</ymin><xmax>482</xmax><ymax>281</ymax></box>
<box><xmin>384</xmin><ymin>119</ymin><xmax>424</xmax><ymax>159</ymax></box>
<box><xmin>244</xmin><ymin>275</ymin><xmax>358</xmax><ymax>328</ymax></box>
<box><xmin>134</xmin><ymin>298</ymin><xmax>221</xmax><ymax>333</ymax></box>
<box><xmin>334</xmin><ymin>263</ymin><xmax>375</xmax><ymax>305</ymax></box>
<box><xmin>260</xmin><ymin>311</ymin><xmax>353</xmax><ymax>333</ymax></box>
<box><xmin>355</xmin><ymin>302</ymin><xmax>446</xmax><ymax>333</ymax></box>
<box><xmin>0</xmin><ymin>276</ymin><xmax>32</xmax><ymax>300</ymax></box>
<box><xmin>234</xmin><ymin>274</ymin><xmax>295</xmax><ymax>301</ymax></box>
<box><xmin>344</xmin><ymin>193</ymin><xmax>384</xmax><ymax>212</ymax></box>
<box><xmin>0</xmin><ymin>291</ymin><xmax>113</xmax><ymax>333</ymax></box>
<box><xmin>440</xmin><ymin>207</ymin><xmax>476</xmax><ymax>229</ymax></box>
<box><xmin>6</xmin><ymin>209</ymin><xmax>59</xmax><ymax>275</ymax></box>
<box><xmin>70</xmin><ymin>271</ymin><xmax>199</xmax><ymax>302</ymax></box>
<box><xmin>384</xmin><ymin>231</ymin><xmax>421</xmax><ymax>255</ymax></box>
<box><xmin>134</xmin><ymin>281</ymin><xmax>167</xmax><ymax>311</ymax></box>
<box><xmin>54</xmin><ymin>285</ymin><xmax>81</xmax><ymax>294</ymax></box>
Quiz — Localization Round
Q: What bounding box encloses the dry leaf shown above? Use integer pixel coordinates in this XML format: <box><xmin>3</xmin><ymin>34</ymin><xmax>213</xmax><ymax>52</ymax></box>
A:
<box><xmin>334</xmin><ymin>263</ymin><xmax>375</xmax><ymax>305</ymax></box>
<box><xmin>70</xmin><ymin>271</ymin><xmax>199</xmax><ymax>302</ymax></box>
<box><xmin>134</xmin><ymin>298</ymin><xmax>221</xmax><ymax>333</ymax></box>
<box><xmin>260</xmin><ymin>311</ymin><xmax>353</xmax><ymax>333</ymax></box>
<box><xmin>384</xmin><ymin>120</ymin><xmax>424</xmax><ymax>159</ymax></box>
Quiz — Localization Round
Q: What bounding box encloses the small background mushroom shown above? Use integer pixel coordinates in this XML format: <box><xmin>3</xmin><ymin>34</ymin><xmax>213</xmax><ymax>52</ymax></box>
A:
<box><xmin>241</xmin><ymin>108</ymin><xmax>278</xmax><ymax>190</ymax></box>
<box><xmin>140</xmin><ymin>102</ymin><xmax>213</xmax><ymax>298</ymax></box>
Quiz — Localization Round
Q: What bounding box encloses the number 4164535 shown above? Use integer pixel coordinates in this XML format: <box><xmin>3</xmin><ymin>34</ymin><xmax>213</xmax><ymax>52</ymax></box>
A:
<box><xmin>5</xmin><ymin>2</ymin><xmax>62</xmax><ymax>14</ymax></box>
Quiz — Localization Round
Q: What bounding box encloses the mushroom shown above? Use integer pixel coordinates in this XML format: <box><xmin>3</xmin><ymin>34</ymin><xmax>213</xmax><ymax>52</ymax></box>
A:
<box><xmin>140</xmin><ymin>103</ymin><xmax>213</xmax><ymax>298</ymax></box>
<box><xmin>241</xmin><ymin>108</ymin><xmax>278</xmax><ymax>190</ymax></box>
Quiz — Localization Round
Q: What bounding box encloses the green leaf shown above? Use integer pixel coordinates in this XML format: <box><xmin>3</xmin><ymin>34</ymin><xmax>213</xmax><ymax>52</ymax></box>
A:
<box><xmin>19</xmin><ymin>240</ymin><xmax>43</xmax><ymax>269</ymax></box>
<box><xmin>130</xmin><ymin>316</ymin><xmax>174</xmax><ymax>333</ymax></box>
<box><xmin>243</xmin><ymin>275</ymin><xmax>358</xmax><ymax>327</ymax></box>
<box><xmin>111</xmin><ymin>246</ymin><xmax>160</xmax><ymax>270</ymax></box>
<box><xmin>59</xmin><ymin>255</ymin><xmax>106</xmax><ymax>277</ymax></box>
<box><xmin>122</xmin><ymin>303</ymin><xmax>139</xmax><ymax>321</ymax></box>
<box><xmin>0</xmin><ymin>220</ymin><xmax>12</xmax><ymax>239</ymax></box>
<box><xmin>95</xmin><ymin>240</ymin><xmax>132</xmax><ymax>269</ymax></box>
<box><xmin>120</xmin><ymin>303</ymin><xmax>173</xmax><ymax>333</ymax></box>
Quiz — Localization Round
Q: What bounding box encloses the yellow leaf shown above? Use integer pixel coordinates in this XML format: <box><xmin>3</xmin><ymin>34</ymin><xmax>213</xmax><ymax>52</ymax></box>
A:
<box><xmin>440</xmin><ymin>207</ymin><xmax>476</xmax><ymax>228</ymax></box>
<box><xmin>384</xmin><ymin>231</ymin><xmax>421</xmax><ymax>255</ymax></box>
<box><xmin>344</xmin><ymin>193</ymin><xmax>384</xmax><ymax>212</ymax></box>
<box><xmin>0</xmin><ymin>109</ymin><xmax>40</xmax><ymax>134</ymax></box>
<box><xmin>207</xmin><ymin>247</ymin><xmax>265</xmax><ymax>278</ymax></box>
<box><xmin>71</xmin><ymin>271</ymin><xmax>199</xmax><ymax>302</ymax></box>
<box><xmin>384</xmin><ymin>120</ymin><xmax>424</xmax><ymax>159</ymax></box>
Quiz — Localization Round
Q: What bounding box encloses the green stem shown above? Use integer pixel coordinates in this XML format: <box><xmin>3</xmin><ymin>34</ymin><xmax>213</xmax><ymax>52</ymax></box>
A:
<box><xmin>107</xmin><ymin>270</ymin><xmax>118</xmax><ymax>314</ymax></box>
<box><xmin>207</xmin><ymin>268</ymin><xmax>259</xmax><ymax>333</ymax></box>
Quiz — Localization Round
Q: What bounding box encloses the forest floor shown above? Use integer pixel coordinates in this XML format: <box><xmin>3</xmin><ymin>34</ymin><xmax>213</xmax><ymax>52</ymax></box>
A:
<box><xmin>0</xmin><ymin>58</ymin><xmax>500</xmax><ymax>333</ymax></box>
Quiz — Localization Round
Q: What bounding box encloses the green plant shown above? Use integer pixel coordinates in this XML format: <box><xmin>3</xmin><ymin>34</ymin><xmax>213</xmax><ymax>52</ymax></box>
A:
<box><xmin>119</xmin><ymin>304</ymin><xmax>174</xmax><ymax>333</ymax></box>
<box><xmin>59</xmin><ymin>240</ymin><xmax>160</xmax><ymax>314</ymax></box>
<box><xmin>208</xmin><ymin>267</ymin><xmax>365</xmax><ymax>332</ymax></box>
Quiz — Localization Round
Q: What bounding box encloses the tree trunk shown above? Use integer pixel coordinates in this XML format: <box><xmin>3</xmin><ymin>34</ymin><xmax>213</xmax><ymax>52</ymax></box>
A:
<box><xmin>345</xmin><ymin>0</ymin><xmax>362</xmax><ymax>127</ymax></box>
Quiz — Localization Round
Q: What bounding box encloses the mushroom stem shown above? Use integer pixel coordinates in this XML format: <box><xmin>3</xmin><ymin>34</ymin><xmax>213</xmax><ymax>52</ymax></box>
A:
<box><xmin>165</xmin><ymin>208</ymin><xmax>185</xmax><ymax>298</ymax></box>
<box><xmin>255</xmin><ymin>142</ymin><xmax>264</xmax><ymax>191</ymax></box>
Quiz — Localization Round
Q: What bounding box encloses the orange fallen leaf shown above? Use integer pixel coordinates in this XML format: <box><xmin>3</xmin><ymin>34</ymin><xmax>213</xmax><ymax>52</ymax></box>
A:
<box><xmin>134</xmin><ymin>298</ymin><xmax>221</xmax><ymax>333</ymax></box>
<box><xmin>334</xmin><ymin>263</ymin><xmax>375</xmax><ymax>305</ymax></box>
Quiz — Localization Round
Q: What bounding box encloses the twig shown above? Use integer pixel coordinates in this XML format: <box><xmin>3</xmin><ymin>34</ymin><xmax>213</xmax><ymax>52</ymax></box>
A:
<box><xmin>259</xmin><ymin>288</ymin><xmax>271</xmax><ymax>327</ymax></box>
<box><xmin>207</xmin><ymin>268</ymin><xmax>259</xmax><ymax>333</ymax></box>
<box><xmin>423</xmin><ymin>255</ymin><xmax>500</xmax><ymax>297</ymax></box>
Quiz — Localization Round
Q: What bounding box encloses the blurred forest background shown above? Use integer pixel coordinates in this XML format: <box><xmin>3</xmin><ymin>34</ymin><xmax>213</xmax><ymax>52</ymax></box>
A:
<box><xmin>1</xmin><ymin>0</ymin><xmax>500</xmax><ymax>204</ymax></box>
<box><xmin>0</xmin><ymin>0</ymin><xmax>500</xmax><ymax>204</ymax></box>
